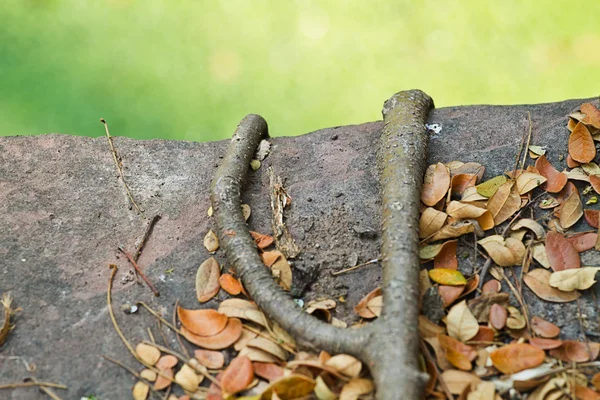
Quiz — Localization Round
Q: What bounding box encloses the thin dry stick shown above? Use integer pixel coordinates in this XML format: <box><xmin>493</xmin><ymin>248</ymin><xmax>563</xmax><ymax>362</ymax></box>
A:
<box><xmin>137</xmin><ymin>302</ymin><xmax>181</xmax><ymax>334</ymax></box>
<box><xmin>118</xmin><ymin>247</ymin><xmax>160</xmax><ymax>297</ymax></box>
<box><xmin>173</xmin><ymin>300</ymin><xmax>191</xmax><ymax>359</ymax></box>
<box><xmin>101</xmin><ymin>118</ymin><xmax>144</xmax><ymax>217</ymax></box>
<box><xmin>520</xmin><ymin>112</ymin><xmax>533</xmax><ymax>172</ymax></box>
<box><xmin>331</xmin><ymin>258</ymin><xmax>379</xmax><ymax>276</ymax></box>
<box><xmin>512</xmin><ymin>117</ymin><xmax>528</xmax><ymax>176</ymax></box>
<box><xmin>420</xmin><ymin>341</ymin><xmax>454</xmax><ymax>400</ymax></box>
<box><xmin>134</xmin><ymin>215</ymin><xmax>161</xmax><ymax>262</ymax></box>
<box><xmin>101</xmin><ymin>355</ymin><xmax>162</xmax><ymax>399</ymax></box>
<box><xmin>147</xmin><ymin>327</ymin><xmax>156</xmax><ymax>344</ymax></box>
<box><xmin>498</xmin><ymin>268</ymin><xmax>531</xmax><ymax>335</ymax></box>
<box><xmin>0</xmin><ymin>381</ymin><xmax>67</xmax><ymax>390</ymax></box>
<box><xmin>156</xmin><ymin>320</ymin><xmax>169</xmax><ymax>348</ymax></box>
<box><xmin>27</xmin><ymin>377</ymin><xmax>63</xmax><ymax>400</ymax></box>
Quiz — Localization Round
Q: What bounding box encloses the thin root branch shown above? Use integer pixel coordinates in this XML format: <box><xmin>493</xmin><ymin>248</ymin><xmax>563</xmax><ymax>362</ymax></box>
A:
<box><xmin>118</xmin><ymin>247</ymin><xmax>160</xmax><ymax>297</ymax></box>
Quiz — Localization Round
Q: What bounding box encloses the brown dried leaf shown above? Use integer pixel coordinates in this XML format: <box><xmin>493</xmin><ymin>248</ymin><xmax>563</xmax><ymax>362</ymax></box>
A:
<box><xmin>550</xmin><ymin>340</ymin><xmax>600</xmax><ymax>362</ymax></box>
<box><xmin>451</xmin><ymin>174</ymin><xmax>478</xmax><ymax>195</ymax></box>
<box><xmin>511</xmin><ymin>218</ymin><xmax>545</xmax><ymax>239</ymax></box>
<box><xmin>250</xmin><ymin>231</ymin><xmax>274</xmax><ymax>249</ymax></box>
<box><xmin>529</xmin><ymin>337</ymin><xmax>563</xmax><ymax>350</ymax></box>
<box><xmin>567</xmin><ymin>232</ymin><xmax>598</xmax><ymax>252</ymax></box>
<box><xmin>446</xmin><ymin>201</ymin><xmax>488</xmax><ymax>219</ymax></box>
<box><xmin>177</xmin><ymin>307</ymin><xmax>228</xmax><ymax>337</ymax></box>
<box><xmin>218</xmin><ymin>299</ymin><xmax>270</xmax><ymax>328</ymax></box>
<box><xmin>433</xmin><ymin>240</ymin><xmax>458</xmax><ymax>270</ymax></box>
<box><xmin>447</xmin><ymin>300</ymin><xmax>479</xmax><ymax>342</ymax></box>
<box><xmin>153</xmin><ymin>367</ymin><xmax>173</xmax><ymax>391</ymax></box>
<box><xmin>490</xmin><ymin>343</ymin><xmax>545</xmax><ymax>374</ymax></box>
<box><xmin>438</xmin><ymin>285</ymin><xmax>465</xmax><ymax>307</ymax></box>
<box><xmin>438</xmin><ymin>334</ymin><xmax>476</xmax><ymax>371</ymax></box>
<box><xmin>467</xmin><ymin>292</ymin><xmax>509</xmax><ymax>322</ymax></box>
<box><xmin>515</xmin><ymin>172</ymin><xmax>546</xmax><ymax>195</ymax></box>
<box><xmin>536</xmin><ymin>155</ymin><xmax>568</xmax><ymax>193</ymax></box>
<box><xmin>247</xmin><ymin>337</ymin><xmax>288</xmax><ymax>361</ymax></box>
<box><xmin>221</xmin><ymin>355</ymin><xmax>254</xmax><ymax>397</ymax></box>
<box><xmin>419</xmin><ymin>207</ymin><xmax>448</xmax><ymax>239</ymax></box>
<box><xmin>487</xmin><ymin>180</ymin><xmax>521</xmax><ymax>225</ymax></box>
<box><xmin>429</xmin><ymin>220</ymin><xmax>475</xmax><ymax>242</ymax></box>
<box><xmin>581</xmin><ymin>102</ymin><xmax>600</xmax><ymax>129</ymax></box>
<box><xmin>419</xmin><ymin>315</ymin><xmax>446</xmax><ymax>339</ymax></box>
<box><xmin>194</xmin><ymin>349</ymin><xmax>225</xmax><ymax>369</ymax></box>
<box><xmin>549</xmin><ymin>267</ymin><xmax>600</xmax><ymax>291</ymax></box>
<box><xmin>339</xmin><ymin>378</ymin><xmax>374</xmax><ymax>400</ymax></box>
<box><xmin>203</xmin><ymin>230</ymin><xmax>220</xmax><ymax>253</ymax></box>
<box><xmin>545</xmin><ymin>231</ymin><xmax>580</xmax><ymax>271</ymax></box>
<box><xmin>421</xmin><ymin>163</ymin><xmax>451</xmax><ymax>206</ymax></box>
<box><xmin>559</xmin><ymin>187</ymin><xmax>583</xmax><ymax>229</ymax></box>
<box><xmin>478</xmin><ymin>235</ymin><xmax>516</xmax><ymax>267</ymax></box>
<box><xmin>531</xmin><ymin>316</ymin><xmax>560</xmax><ymax>338</ymax></box>
<box><xmin>196</xmin><ymin>257</ymin><xmax>221</xmax><ymax>303</ymax></box>
<box><xmin>482</xmin><ymin>279</ymin><xmax>501</xmax><ymax>294</ymax></box>
<box><xmin>219</xmin><ymin>273</ymin><xmax>243</xmax><ymax>296</ymax></box>
<box><xmin>261</xmin><ymin>250</ymin><xmax>283</xmax><ymax>267</ymax></box>
<box><xmin>523</xmin><ymin>268</ymin><xmax>580</xmax><ymax>303</ymax></box>
<box><xmin>506</xmin><ymin>306</ymin><xmax>526</xmax><ymax>330</ymax></box>
<box><xmin>259</xmin><ymin>375</ymin><xmax>316</xmax><ymax>400</ymax></box>
<box><xmin>253</xmin><ymin>362</ymin><xmax>284</xmax><ymax>383</ymax></box>
<box><xmin>489</xmin><ymin>304</ymin><xmax>507</xmax><ymax>330</ymax></box>
<box><xmin>354</xmin><ymin>287</ymin><xmax>381</xmax><ymax>319</ymax></box>
<box><xmin>440</xmin><ymin>370</ymin><xmax>481</xmax><ymax>395</ymax></box>
<box><xmin>585</xmin><ymin>209</ymin><xmax>600</xmax><ymax>228</ymax></box>
<box><xmin>181</xmin><ymin>318</ymin><xmax>243</xmax><ymax>350</ymax></box>
<box><xmin>569</xmin><ymin>121</ymin><xmax>596</xmax><ymax>163</ymax></box>
<box><xmin>271</xmin><ymin>256</ymin><xmax>292</xmax><ymax>291</ymax></box>
<box><xmin>324</xmin><ymin>354</ymin><xmax>362</xmax><ymax>378</ymax></box>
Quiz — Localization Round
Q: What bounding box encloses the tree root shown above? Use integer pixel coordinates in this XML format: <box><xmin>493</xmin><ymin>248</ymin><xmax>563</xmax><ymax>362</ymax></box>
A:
<box><xmin>211</xmin><ymin>91</ymin><xmax>434</xmax><ymax>399</ymax></box>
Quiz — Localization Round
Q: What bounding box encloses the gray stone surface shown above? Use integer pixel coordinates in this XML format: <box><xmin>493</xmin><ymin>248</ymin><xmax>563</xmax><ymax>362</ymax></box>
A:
<box><xmin>1</xmin><ymin>95</ymin><xmax>599</xmax><ymax>398</ymax></box>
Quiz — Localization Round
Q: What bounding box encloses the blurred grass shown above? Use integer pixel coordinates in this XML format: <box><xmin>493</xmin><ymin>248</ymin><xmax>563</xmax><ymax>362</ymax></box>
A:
<box><xmin>1</xmin><ymin>0</ymin><xmax>599</xmax><ymax>142</ymax></box>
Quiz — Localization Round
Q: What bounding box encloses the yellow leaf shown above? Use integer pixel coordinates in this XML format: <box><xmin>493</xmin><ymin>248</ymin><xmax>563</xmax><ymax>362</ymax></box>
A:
<box><xmin>515</xmin><ymin>172</ymin><xmax>546</xmax><ymax>195</ymax></box>
<box><xmin>259</xmin><ymin>375</ymin><xmax>316</xmax><ymax>400</ymax></box>
<box><xmin>132</xmin><ymin>381</ymin><xmax>150</xmax><ymax>400</ymax></box>
<box><xmin>548</xmin><ymin>267</ymin><xmax>600</xmax><ymax>291</ymax></box>
<box><xmin>428</xmin><ymin>269</ymin><xmax>467</xmax><ymax>286</ymax></box>
<box><xmin>324</xmin><ymin>354</ymin><xmax>362</xmax><ymax>378</ymax></box>
<box><xmin>446</xmin><ymin>300</ymin><xmax>479</xmax><ymax>342</ymax></box>
<box><xmin>135</xmin><ymin>343</ymin><xmax>161</xmax><ymax>366</ymax></box>
<box><xmin>314</xmin><ymin>376</ymin><xmax>337</xmax><ymax>400</ymax></box>
<box><xmin>528</xmin><ymin>145</ymin><xmax>546</xmax><ymax>156</ymax></box>
<box><xmin>476</xmin><ymin>175</ymin><xmax>507</xmax><ymax>198</ymax></box>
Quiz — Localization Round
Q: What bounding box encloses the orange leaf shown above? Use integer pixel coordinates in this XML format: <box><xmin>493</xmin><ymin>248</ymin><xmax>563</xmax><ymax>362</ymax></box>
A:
<box><xmin>469</xmin><ymin>326</ymin><xmax>495</xmax><ymax>344</ymax></box>
<box><xmin>550</xmin><ymin>341</ymin><xmax>600</xmax><ymax>362</ymax></box>
<box><xmin>438</xmin><ymin>285</ymin><xmax>465</xmax><ymax>307</ymax></box>
<box><xmin>535</xmin><ymin>155</ymin><xmax>568</xmax><ymax>193</ymax></box>
<box><xmin>451</xmin><ymin>174</ymin><xmax>478</xmax><ymax>195</ymax></box>
<box><xmin>569</xmin><ymin>122</ymin><xmax>596</xmax><ymax>163</ymax></box>
<box><xmin>488</xmin><ymin>304</ymin><xmax>507</xmax><ymax>330</ymax></box>
<box><xmin>194</xmin><ymin>349</ymin><xmax>225</xmax><ymax>369</ymax></box>
<box><xmin>221</xmin><ymin>355</ymin><xmax>254</xmax><ymax>396</ymax></box>
<box><xmin>531</xmin><ymin>316</ymin><xmax>560</xmax><ymax>338</ymax></box>
<box><xmin>155</xmin><ymin>355</ymin><xmax>178</xmax><ymax>370</ymax></box>
<box><xmin>434</xmin><ymin>240</ymin><xmax>458</xmax><ymax>270</ymax></box>
<box><xmin>545</xmin><ymin>231</ymin><xmax>580</xmax><ymax>271</ymax></box>
<box><xmin>354</xmin><ymin>287</ymin><xmax>382</xmax><ymax>319</ymax></box>
<box><xmin>421</xmin><ymin>163</ymin><xmax>450</xmax><ymax>206</ymax></box>
<box><xmin>219</xmin><ymin>273</ymin><xmax>243</xmax><ymax>296</ymax></box>
<box><xmin>490</xmin><ymin>343</ymin><xmax>545</xmax><ymax>374</ymax></box>
<box><xmin>585</xmin><ymin>209</ymin><xmax>600</xmax><ymax>228</ymax></box>
<box><xmin>529</xmin><ymin>337</ymin><xmax>562</xmax><ymax>350</ymax></box>
<box><xmin>181</xmin><ymin>318</ymin><xmax>243</xmax><ymax>350</ymax></box>
<box><xmin>592</xmin><ymin>372</ymin><xmax>600</xmax><ymax>391</ymax></box>
<box><xmin>567</xmin><ymin>232</ymin><xmax>598</xmax><ymax>253</ymax></box>
<box><xmin>438</xmin><ymin>334</ymin><xmax>476</xmax><ymax>371</ymax></box>
<box><xmin>567</xmin><ymin>154</ymin><xmax>581</xmax><ymax>168</ymax></box>
<box><xmin>154</xmin><ymin>367</ymin><xmax>174</xmax><ymax>391</ymax></box>
<box><xmin>581</xmin><ymin>102</ymin><xmax>600</xmax><ymax>129</ymax></box>
<box><xmin>574</xmin><ymin>384</ymin><xmax>600</xmax><ymax>400</ymax></box>
<box><xmin>487</xmin><ymin>180</ymin><xmax>521</xmax><ymax>225</ymax></box>
<box><xmin>261</xmin><ymin>250</ymin><xmax>283</xmax><ymax>267</ymax></box>
<box><xmin>177</xmin><ymin>307</ymin><xmax>228</xmax><ymax>337</ymax></box>
<box><xmin>253</xmin><ymin>362</ymin><xmax>284</xmax><ymax>382</ymax></box>
<box><xmin>250</xmin><ymin>231</ymin><xmax>275</xmax><ymax>249</ymax></box>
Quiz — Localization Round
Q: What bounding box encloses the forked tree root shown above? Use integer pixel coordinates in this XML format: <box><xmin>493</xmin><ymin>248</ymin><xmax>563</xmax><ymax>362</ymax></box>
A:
<box><xmin>211</xmin><ymin>90</ymin><xmax>434</xmax><ymax>399</ymax></box>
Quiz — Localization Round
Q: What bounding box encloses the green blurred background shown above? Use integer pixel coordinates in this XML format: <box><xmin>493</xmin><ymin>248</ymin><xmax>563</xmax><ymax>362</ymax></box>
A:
<box><xmin>2</xmin><ymin>0</ymin><xmax>599</xmax><ymax>142</ymax></box>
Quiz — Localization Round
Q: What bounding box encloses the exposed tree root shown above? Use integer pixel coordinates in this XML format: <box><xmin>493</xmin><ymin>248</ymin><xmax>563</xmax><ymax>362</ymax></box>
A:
<box><xmin>211</xmin><ymin>91</ymin><xmax>434</xmax><ymax>399</ymax></box>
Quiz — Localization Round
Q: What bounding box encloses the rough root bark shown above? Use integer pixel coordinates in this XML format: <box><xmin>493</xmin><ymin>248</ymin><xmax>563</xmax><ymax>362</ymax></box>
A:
<box><xmin>211</xmin><ymin>90</ymin><xmax>434</xmax><ymax>399</ymax></box>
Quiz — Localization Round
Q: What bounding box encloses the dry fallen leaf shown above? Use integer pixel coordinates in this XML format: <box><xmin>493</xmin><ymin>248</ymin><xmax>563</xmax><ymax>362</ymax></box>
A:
<box><xmin>545</xmin><ymin>231</ymin><xmax>580</xmax><ymax>271</ymax></box>
<box><xmin>177</xmin><ymin>306</ymin><xmax>228</xmax><ymax>337</ymax></box>
<box><xmin>221</xmin><ymin>355</ymin><xmax>254</xmax><ymax>397</ymax></box>
<box><xmin>511</xmin><ymin>218</ymin><xmax>545</xmax><ymax>239</ymax></box>
<box><xmin>529</xmin><ymin>337</ymin><xmax>562</xmax><ymax>350</ymax></box>
<box><xmin>487</xmin><ymin>180</ymin><xmax>521</xmax><ymax>225</ymax></box>
<box><xmin>339</xmin><ymin>378</ymin><xmax>374</xmax><ymax>400</ymax></box>
<box><xmin>488</xmin><ymin>303</ymin><xmax>507</xmax><ymax>330</ymax></box>
<box><xmin>429</xmin><ymin>220</ymin><xmax>476</xmax><ymax>242</ymax></box>
<box><xmin>325</xmin><ymin>354</ymin><xmax>362</xmax><ymax>378</ymax></box>
<box><xmin>196</xmin><ymin>257</ymin><xmax>221</xmax><ymax>303</ymax></box>
<box><xmin>429</xmin><ymin>268</ymin><xmax>467</xmax><ymax>286</ymax></box>
<box><xmin>490</xmin><ymin>343</ymin><xmax>545</xmax><ymax>374</ymax></box>
<box><xmin>271</xmin><ymin>256</ymin><xmax>293</xmax><ymax>291</ymax></box>
<box><xmin>461</xmin><ymin>186</ymin><xmax>488</xmax><ymax>202</ymax></box>
<box><xmin>585</xmin><ymin>209</ymin><xmax>600</xmax><ymax>228</ymax></box>
<box><xmin>515</xmin><ymin>172</ymin><xmax>546</xmax><ymax>194</ymax></box>
<box><xmin>247</xmin><ymin>337</ymin><xmax>288</xmax><ymax>361</ymax></box>
<box><xmin>559</xmin><ymin>185</ymin><xmax>583</xmax><ymax>228</ymax></box>
<box><xmin>438</xmin><ymin>285</ymin><xmax>465</xmax><ymax>307</ymax></box>
<box><xmin>440</xmin><ymin>370</ymin><xmax>481</xmax><ymax>395</ymax></box>
<box><xmin>531</xmin><ymin>316</ymin><xmax>560</xmax><ymax>338</ymax></box>
<box><xmin>419</xmin><ymin>207</ymin><xmax>448</xmax><ymax>239</ymax></box>
<box><xmin>250</xmin><ymin>231</ymin><xmax>274</xmax><ymax>249</ymax></box>
<box><xmin>478</xmin><ymin>235</ymin><xmax>517</xmax><ymax>267</ymax></box>
<box><xmin>174</xmin><ymin>363</ymin><xmax>202</xmax><ymax>392</ymax></box>
<box><xmin>219</xmin><ymin>273</ymin><xmax>243</xmax><ymax>296</ymax></box>
<box><xmin>253</xmin><ymin>362</ymin><xmax>284</xmax><ymax>383</ymax></box>
<box><xmin>194</xmin><ymin>349</ymin><xmax>225</xmax><ymax>369</ymax></box>
<box><xmin>132</xmin><ymin>381</ymin><xmax>150</xmax><ymax>400</ymax></box>
<box><xmin>218</xmin><ymin>299</ymin><xmax>270</xmax><ymax>328</ymax></box>
<box><xmin>438</xmin><ymin>334</ymin><xmax>476</xmax><ymax>371</ymax></box>
<box><xmin>446</xmin><ymin>300</ymin><xmax>479</xmax><ymax>342</ymax></box>
<box><xmin>523</xmin><ymin>268</ymin><xmax>580</xmax><ymax>303</ymax></box>
<box><xmin>421</xmin><ymin>163</ymin><xmax>451</xmax><ymax>206</ymax></box>
<box><xmin>204</xmin><ymin>229</ymin><xmax>220</xmax><ymax>253</ymax></box>
<box><xmin>506</xmin><ymin>306</ymin><xmax>526</xmax><ymax>330</ymax></box>
<box><xmin>259</xmin><ymin>375</ymin><xmax>316</xmax><ymax>400</ymax></box>
<box><xmin>550</xmin><ymin>340</ymin><xmax>600</xmax><ymax>363</ymax></box>
<box><xmin>535</xmin><ymin>155</ymin><xmax>568</xmax><ymax>193</ymax></box>
<box><xmin>433</xmin><ymin>240</ymin><xmax>458</xmax><ymax>270</ymax></box>
<box><xmin>567</xmin><ymin>232</ymin><xmax>598</xmax><ymax>252</ymax></box>
<box><xmin>181</xmin><ymin>318</ymin><xmax>243</xmax><ymax>350</ymax></box>
<box><xmin>569</xmin><ymin>121</ymin><xmax>596</xmax><ymax>163</ymax></box>
<box><xmin>135</xmin><ymin>343</ymin><xmax>161</xmax><ymax>366</ymax></box>
<box><xmin>451</xmin><ymin>174</ymin><xmax>478</xmax><ymax>195</ymax></box>
<box><xmin>581</xmin><ymin>103</ymin><xmax>600</xmax><ymax>129</ymax></box>
<box><xmin>548</xmin><ymin>267</ymin><xmax>600</xmax><ymax>291</ymax></box>
<box><xmin>476</xmin><ymin>175</ymin><xmax>507</xmax><ymax>198</ymax></box>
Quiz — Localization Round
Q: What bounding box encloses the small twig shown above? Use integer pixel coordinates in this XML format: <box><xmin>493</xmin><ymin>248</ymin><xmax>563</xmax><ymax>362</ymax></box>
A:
<box><xmin>157</xmin><ymin>320</ymin><xmax>169</xmax><ymax>348</ymax></box>
<box><xmin>137</xmin><ymin>302</ymin><xmax>181</xmax><ymax>335</ymax></box>
<box><xmin>420</xmin><ymin>341</ymin><xmax>454</xmax><ymax>400</ymax></box>
<box><xmin>107</xmin><ymin>265</ymin><xmax>138</xmax><ymax>357</ymax></box>
<box><xmin>498</xmin><ymin>268</ymin><xmax>531</xmax><ymax>336</ymax></box>
<box><xmin>520</xmin><ymin>112</ymin><xmax>533</xmax><ymax>172</ymax></box>
<box><xmin>118</xmin><ymin>247</ymin><xmax>160</xmax><ymax>297</ymax></box>
<box><xmin>134</xmin><ymin>215</ymin><xmax>161</xmax><ymax>262</ymax></box>
<box><xmin>147</xmin><ymin>327</ymin><xmax>156</xmax><ymax>344</ymax></box>
<box><xmin>512</xmin><ymin>118</ymin><xmax>528</xmax><ymax>176</ymax></box>
<box><xmin>101</xmin><ymin>355</ymin><xmax>162</xmax><ymax>399</ymax></box>
<box><xmin>172</xmin><ymin>300</ymin><xmax>191</xmax><ymax>359</ymax></box>
<box><xmin>0</xmin><ymin>381</ymin><xmax>67</xmax><ymax>390</ymax></box>
<box><xmin>331</xmin><ymin>258</ymin><xmax>379</xmax><ymax>276</ymax></box>
<box><xmin>26</xmin><ymin>377</ymin><xmax>64</xmax><ymax>400</ymax></box>
<box><xmin>100</xmin><ymin>118</ymin><xmax>144</xmax><ymax>217</ymax></box>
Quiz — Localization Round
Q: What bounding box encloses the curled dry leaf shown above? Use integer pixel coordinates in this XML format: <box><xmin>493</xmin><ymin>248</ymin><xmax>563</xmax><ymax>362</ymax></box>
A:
<box><xmin>582</xmin><ymin>162</ymin><xmax>600</xmax><ymax>176</ymax></box>
<box><xmin>429</xmin><ymin>220</ymin><xmax>475</xmax><ymax>242</ymax></box>
<box><xmin>482</xmin><ymin>279</ymin><xmax>501</xmax><ymax>294</ymax></box>
<box><xmin>428</xmin><ymin>268</ymin><xmax>467</xmax><ymax>286</ymax></box>
<box><xmin>271</xmin><ymin>256</ymin><xmax>293</xmax><ymax>291</ymax></box>
<box><xmin>487</xmin><ymin>180</ymin><xmax>521</xmax><ymax>225</ymax></box>
<box><xmin>567</xmin><ymin>232</ymin><xmax>598</xmax><ymax>252</ymax></box>
<box><xmin>218</xmin><ymin>299</ymin><xmax>270</xmax><ymax>328</ymax></box>
<box><xmin>174</xmin><ymin>363</ymin><xmax>202</xmax><ymax>392</ymax></box>
<box><xmin>438</xmin><ymin>285</ymin><xmax>465</xmax><ymax>307</ymax></box>
<box><xmin>489</xmin><ymin>303</ymin><xmax>507</xmax><ymax>330</ymax></box>
<box><xmin>419</xmin><ymin>315</ymin><xmax>446</xmax><ymax>339</ymax></box>
<box><xmin>339</xmin><ymin>378</ymin><xmax>374</xmax><ymax>400</ymax></box>
<box><xmin>569</xmin><ymin>122</ymin><xmax>596</xmax><ymax>163</ymax></box>
<box><xmin>446</xmin><ymin>201</ymin><xmax>487</xmax><ymax>219</ymax></box>
<box><xmin>354</xmin><ymin>287</ymin><xmax>381</xmax><ymax>319</ymax></box>
<box><xmin>135</xmin><ymin>343</ymin><xmax>161</xmax><ymax>366</ymax></box>
<box><xmin>177</xmin><ymin>307</ymin><xmax>228</xmax><ymax>337</ymax></box>
<box><xmin>315</xmin><ymin>376</ymin><xmax>337</xmax><ymax>400</ymax></box>
<box><xmin>132</xmin><ymin>381</ymin><xmax>150</xmax><ymax>400</ymax></box>
<box><xmin>559</xmin><ymin>186</ymin><xmax>583</xmax><ymax>228</ymax></box>
<box><xmin>239</xmin><ymin>346</ymin><xmax>280</xmax><ymax>363</ymax></box>
<box><xmin>259</xmin><ymin>375</ymin><xmax>316</xmax><ymax>400</ymax></box>
<box><xmin>433</xmin><ymin>240</ymin><xmax>458</xmax><ymax>270</ymax></box>
<box><xmin>305</xmin><ymin>299</ymin><xmax>336</xmax><ymax>314</ymax></box>
<box><xmin>366</xmin><ymin>295</ymin><xmax>382</xmax><ymax>317</ymax></box>
<box><xmin>506</xmin><ymin>306</ymin><xmax>526</xmax><ymax>330</ymax></box>
<box><xmin>194</xmin><ymin>349</ymin><xmax>225</xmax><ymax>369</ymax></box>
<box><xmin>446</xmin><ymin>300</ymin><xmax>479</xmax><ymax>342</ymax></box>
<box><xmin>515</xmin><ymin>172</ymin><xmax>546</xmax><ymax>194</ymax></box>
<box><xmin>241</xmin><ymin>203</ymin><xmax>252</xmax><ymax>221</ymax></box>
<box><xmin>421</xmin><ymin>162</ymin><xmax>451</xmax><ymax>206</ymax></box>
<box><xmin>219</xmin><ymin>273</ymin><xmax>243</xmax><ymax>296</ymax></box>
<box><xmin>221</xmin><ymin>355</ymin><xmax>254</xmax><ymax>397</ymax></box>
<box><xmin>545</xmin><ymin>231</ymin><xmax>580</xmax><ymax>271</ymax></box>
<box><xmin>154</xmin><ymin>367</ymin><xmax>174</xmax><ymax>391</ymax></box>
<box><xmin>505</xmin><ymin>237</ymin><xmax>526</xmax><ymax>265</ymax></box>
<box><xmin>253</xmin><ymin>362</ymin><xmax>284</xmax><ymax>382</ymax></box>
<box><xmin>438</xmin><ymin>334</ymin><xmax>476</xmax><ymax>371</ymax></box>
<box><xmin>478</xmin><ymin>235</ymin><xmax>516</xmax><ymax>267</ymax></box>
<box><xmin>536</xmin><ymin>155</ymin><xmax>568</xmax><ymax>193</ymax></box>
<box><xmin>467</xmin><ymin>292</ymin><xmax>509</xmax><ymax>322</ymax></box>
<box><xmin>440</xmin><ymin>370</ymin><xmax>481</xmax><ymax>395</ymax></box>
<box><xmin>490</xmin><ymin>343</ymin><xmax>545</xmax><ymax>374</ymax></box>
<box><xmin>549</xmin><ymin>267</ymin><xmax>600</xmax><ymax>291</ymax></box>
<box><xmin>325</xmin><ymin>354</ymin><xmax>362</xmax><ymax>378</ymax></box>
<box><xmin>250</xmin><ymin>231</ymin><xmax>274</xmax><ymax>249</ymax></box>
<box><xmin>532</xmin><ymin>243</ymin><xmax>551</xmax><ymax>268</ymax></box>
<box><xmin>261</xmin><ymin>250</ymin><xmax>283</xmax><ymax>267</ymax></box>
<box><xmin>590</xmin><ymin>175</ymin><xmax>600</xmax><ymax>196</ymax></box>
<box><xmin>419</xmin><ymin>207</ymin><xmax>448</xmax><ymax>239</ymax></box>
<box><xmin>511</xmin><ymin>218</ymin><xmax>545</xmax><ymax>239</ymax></box>
<box><xmin>523</xmin><ymin>268</ymin><xmax>580</xmax><ymax>303</ymax></box>
<box><xmin>181</xmin><ymin>318</ymin><xmax>243</xmax><ymax>350</ymax></box>
<box><xmin>204</xmin><ymin>230</ymin><xmax>219</xmax><ymax>253</ymax></box>
<box><xmin>247</xmin><ymin>337</ymin><xmax>288</xmax><ymax>361</ymax></box>
<box><xmin>476</xmin><ymin>175</ymin><xmax>507</xmax><ymax>198</ymax></box>
<box><xmin>565</xmin><ymin>167</ymin><xmax>590</xmax><ymax>182</ymax></box>
<box><xmin>451</xmin><ymin>174</ymin><xmax>478</xmax><ymax>195</ymax></box>
<box><xmin>196</xmin><ymin>257</ymin><xmax>221</xmax><ymax>303</ymax></box>
<box><xmin>531</xmin><ymin>316</ymin><xmax>560</xmax><ymax>338</ymax></box>
<box><xmin>461</xmin><ymin>186</ymin><xmax>488</xmax><ymax>202</ymax></box>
